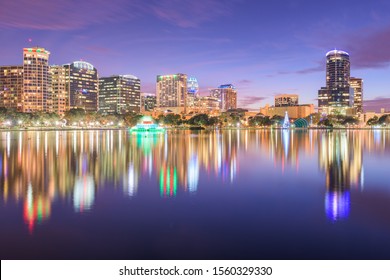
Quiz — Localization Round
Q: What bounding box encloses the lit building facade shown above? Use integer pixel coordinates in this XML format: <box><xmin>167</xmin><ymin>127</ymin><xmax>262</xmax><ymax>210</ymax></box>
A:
<box><xmin>210</xmin><ymin>84</ymin><xmax>237</xmax><ymax>111</ymax></box>
<box><xmin>197</xmin><ymin>96</ymin><xmax>220</xmax><ymax>113</ymax></box>
<box><xmin>99</xmin><ymin>75</ymin><xmax>141</xmax><ymax>114</ymax></box>
<box><xmin>350</xmin><ymin>77</ymin><xmax>363</xmax><ymax>115</ymax></box>
<box><xmin>156</xmin><ymin>74</ymin><xmax>187</xmax><ymax>112</ymax></box>
<box><xmin>22</xmin><ymin>47</ymin><xmax>51</xmax><ymax>112</ymax></box>
<box><xmin>318</xmin><ymin>131</ymin><xmax>363</xmax><ymax>221</ymax></box>
<box><xmin>141</xmin><ymin>93</ymin><xmax>157</xmax><ymax>112</ymax></box>
<box><xmin>275</xmin><ymin>94</ymin><xmax>298</xmax><ymax>107</ymax></box>
<box><xmin>326</xmin><ymin>50</ymin><xmax>351</xmax><ymax>108</ymax></box>
<box><xmin>49</xmin><ymin>65</ymin><xmax>69</xmax><ymax>116</ymax></box>
<box><xmin>186</xmin><ymin>77</ymin><xmax>199</xmax><ymax>109</ymax></box>
<box><xmin>318</xmin><ymin>50</ymin><xmax>353</xmax><ymax>115</ymax></box>
<box><xmin>64</xmin><ymin>61</ymin><xmax>98</xmax><ymax>112</ymax></box>
<box><xmin>318</xmin><ymin>87</ymin><xmax>329</xmax><ymax>109</ymax></box>
<box><xmin>0</xmin><ymin>66</ymin><xmax>23</xmax><ymax>110</ymax></box>
<box><xmin>260</xmin><ymin>104</ymin><xmax>314</xmax><ymax>119</ymax></box>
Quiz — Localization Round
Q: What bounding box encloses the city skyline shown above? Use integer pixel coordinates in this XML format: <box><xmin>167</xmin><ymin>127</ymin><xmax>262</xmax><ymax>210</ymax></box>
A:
<box><xmin>1</xmin><ymin>0</ymin><xmax>390</xmax><ymax>111</ymax></box>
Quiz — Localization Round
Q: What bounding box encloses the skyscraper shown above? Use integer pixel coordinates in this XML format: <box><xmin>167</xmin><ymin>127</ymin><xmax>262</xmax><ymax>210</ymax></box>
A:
<box><xmin>350</xmin><ymin>77</ymin><xmax>363</xmax><ymax>114</ymax></box>
<box><xmin>186</xmin><ymin>77</ymin><xmax>199</xmax><ymax>108</ymax></box>
<box><xmin>210</xmin><ymin>84</ymin><xmax>237</xmax><ymax>111</ymax></box>
<box><xmin>318</xmin><ymin>50</ymin><xmax>354</xmax><ymax>114</ymax></box>
<box><xmin>99</xmin><ymin>75</ymin><xmax>141</xmax><ymax>114</ymax></box>
<box><xmin>64</xmin><ymin>61</ymin><xmax>98</xmax><ymax>112</ymax></box>
<box><xmin>22</xmin><ymin>47</ymin><xmax>51</xmax><ymax>112</ymax></box>
<box><xmin>49</xmin><ymin>65</ymin><xmax>69</xmax><ymax>116</ymax></box>
<box><xmin>156</xmin><ymin>74</ymin><xmax>187</xmax><ymax>111</ymax></box>
<box><xmin>0</xmin><ymin>66</ymin><xmax>23</xmax><ymax>110</ymax></box>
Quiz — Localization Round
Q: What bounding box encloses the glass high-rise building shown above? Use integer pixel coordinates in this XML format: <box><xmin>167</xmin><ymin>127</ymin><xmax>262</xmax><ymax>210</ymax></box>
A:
<box><xmin>318</xmin><ymin>87</ymin><xmax>329</xmax><ymax>109</ymax></box>
<box><xmin>64</xmin><ymin>61</ymin><xmax>98</xmax><ymax>112</ymax></box>
<box><xmin>99</xmin><ymin>75</ymin><xmax>141</xmax><ymax>114</ymax></box>
<box><xmin>156</xmin><ymin>74</ymin><xmax>187</xmax><ymax>110</ymax></box>
<box><xmin>318</xmin><ymin>50</ymin><xmax>354</xmax><ymax>114</ymax></box>
<box><xmin>326</xmin><ymin>50</ymin><xmax>351</xmax><ymax>107</ymax></box>
<box><xmin>186</xmin><ymin>77</ymin><xmax>199</xmax><ymax>108</ymax></box>
<box><xmin>350</xmin><ymin>77</ymin><xmax>363</xmax><ymax>114</ymax></box>
<box><xmin>0</xmin><ymin>66</ymin><xmax>23</xmax><ymax>110</ymax></box>
<box><xmin>22</xmin><ymin>47</ymin><xmax>51</xmax><ymax>112</ymax></box>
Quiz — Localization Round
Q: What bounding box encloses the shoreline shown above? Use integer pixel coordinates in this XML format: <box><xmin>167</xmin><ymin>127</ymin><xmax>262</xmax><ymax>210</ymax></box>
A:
<box><xmin>1</xmin><ymin>126</ymin><xmax>390</xmax><ymax>132</ymax></box>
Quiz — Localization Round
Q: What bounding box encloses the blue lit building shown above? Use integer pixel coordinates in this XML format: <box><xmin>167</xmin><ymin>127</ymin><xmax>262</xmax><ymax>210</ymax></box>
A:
<box><xmin>187</xmin><ymin>77</ymin><xmax>199</xmax><ymax>108</ymax></box>
<box><xmin>64</xmin><ymin>61</ymin><xmax>99</xmax><ymax>112</ymax></box>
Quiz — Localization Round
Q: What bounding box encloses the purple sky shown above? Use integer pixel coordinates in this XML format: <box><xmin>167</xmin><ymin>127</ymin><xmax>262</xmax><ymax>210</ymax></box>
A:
<box><xmin>1</xmin><ymin>0</ymin><xmax>390</xmax><ymax>111</ymax></box>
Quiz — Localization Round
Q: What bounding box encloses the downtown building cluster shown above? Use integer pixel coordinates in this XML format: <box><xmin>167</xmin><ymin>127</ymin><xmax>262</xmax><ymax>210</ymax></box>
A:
<box><xmin>317</xmin><ymin>50</ymin><xmax>363</xmax><ymax>116</ymax></box>
<box><xmin>1</xmin><ymin>47</ymin><xmax>238</xmax><ymax>118</ymax></box>
<box><xmin>260</xmin><ymin>49</ymin><xmax>364</xmax><ymax>120</ymax></box>
<box><xmin>1</xmin><ymin>46</ymin><xmax>366</xmax><ymax>122</ymax></box>
<box><xmin>154</xmin><ymin>74</ymin><xmax>237</xmax><ymax>115</ymax></box>
<box><xmin>0</xmin><ymin>47</ymin><xmax>141</xmax><ymax>116</ymax></box>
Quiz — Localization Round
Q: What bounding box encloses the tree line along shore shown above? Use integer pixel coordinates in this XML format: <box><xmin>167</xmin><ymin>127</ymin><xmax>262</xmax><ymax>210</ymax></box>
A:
<box><xmin>0</xmin><ymin>107</ymin><xmax>389</xmax><ymax>129</ymax></box>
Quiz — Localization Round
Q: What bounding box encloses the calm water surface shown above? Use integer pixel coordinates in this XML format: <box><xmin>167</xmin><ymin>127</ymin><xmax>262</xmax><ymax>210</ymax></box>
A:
<box><xmin>1</xmin><ymin>129</ymin><xmax>390</xmax><ymax>259</ymax></box>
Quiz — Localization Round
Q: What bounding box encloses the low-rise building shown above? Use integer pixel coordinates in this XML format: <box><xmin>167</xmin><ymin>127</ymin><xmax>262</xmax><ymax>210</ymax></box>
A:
<box><xmin>260</xmin><ymin>104</ymin><xmax>314</xmax><ymax>119</ymax></box>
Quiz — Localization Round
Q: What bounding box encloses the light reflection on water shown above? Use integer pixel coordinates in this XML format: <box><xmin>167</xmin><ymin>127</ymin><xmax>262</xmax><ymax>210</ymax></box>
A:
<box><xmin>1</xmin><ymin>129</ymin><xmax>390</xmax><ymax>259</ymax></box>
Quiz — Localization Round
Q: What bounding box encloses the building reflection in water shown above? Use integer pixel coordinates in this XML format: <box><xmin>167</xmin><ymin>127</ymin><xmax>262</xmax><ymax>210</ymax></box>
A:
<box><xmin>260</xmin><ymin>129</ymin><xmax>314</xmax><ymax>172</ymax></box>
<box><xmin>255</xmin><ymin>129</ymin><xmax>366</xmax><ymax>222</ymax></box>
<box><xmin>1</xmin><ymin>129</ymin><xmax>388</xmax><ymax>232</ymax></box>
<box><xmin>318</xmin><ymin>131</ymin><xmax>363</xmax><ymax>221</ymax></box>
<box><xmin>0</xmin><ymin>130</ymin><xmax>239</xmax><ymax>232</ymax></box>
<box><xmin>73</xmin><ymin>175</ymin><xmax>95</xmax><ymax>212</ymax></box>
<box><xmin>24</xmin><ymin>182</ymin><xmax>51</xmax><ymax>233</ymax></box>
<box><xmin>188</xmin><ymin>154</ymin><xmax>199</xmax><ymax>193</ymax></box>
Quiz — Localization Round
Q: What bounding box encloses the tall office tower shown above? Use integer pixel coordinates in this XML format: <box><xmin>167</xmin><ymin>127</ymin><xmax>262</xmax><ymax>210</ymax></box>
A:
<box><xmin>156</xmin><ymin>74</ymin><xmax>187</xmax><ymax>110</ymax></box>
<box><xmin>210</xmin><ymin>84</ymin><xmax>237</xmax><ymax>111</ymax></box>
<box><xmin>350</xmin><ymin>77</ymin><xmax>363</xmax><ymax>114</ymax></box>
<box><xmin>22</xmin><ymin>47</ymin><xmax>51</xmax><ymax>112</ymax></box>
<box><xmin>186</xmin><ymin>77</ymin><xmax>199</xmax><ymax>108</ymax></box>
<box><xmin>64</xmin><ymin>61</ymin><xmax>98</xmax><ymax>112</ymax></box>
<box><xmin>0</xmin><ymin>66</ymin><xmax>23</xmax><ymax>110</ymax></box>
<box><xmin>318</xmin><ymin>50</ymin><xmax>353</xmax><ymax>114</ymax></box>
<box><xmin>49</xmin><ymin>65</ymin><xmax>69</xmax><ymax>116</ymax></box>
<box><xmin>99</xmin><ymin>75</ymin><xmax>141</xmax><ymax>114</ymax></box>
<box><xmin>141</xmin><ymin>93</ymin><xmax>157</xmax><ymax>112</ymax></box>
<box><xmin>274</xmin><ymin>94</ymin><xmax>298</xmax><ymax>107</ymax></box>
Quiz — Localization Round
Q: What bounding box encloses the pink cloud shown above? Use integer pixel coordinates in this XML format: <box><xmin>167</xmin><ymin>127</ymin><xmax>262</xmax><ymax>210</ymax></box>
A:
<box><xmin>346</xmin><ymin>26</ymin><xmax>390</xmax><ymax>69</ymax></box>
<box><xmin>364</xmin><ymin>97</ymin><xmax>390</xmax><ymax>112</ymax></box>
<box><xmin>267</xmin><ymin>63</ymin><xmax>323</xmax><ymax>77</ymax></box>
<box><xmin>0</xmin><ymin>0</ymin><xmax>237</xmax><ymax>30</ymax></box>
<box><xmin>238</xmin><ymin>96</ymin><xmax>266</xmax><ymax>109</ymax></box>
<box><xmin>148</xmin><ymin>0</ymin><xmax>236</xmax><ymax>28</ymax></box>
<box><xmin>0</xmin><ymin>0</ymin><xmax>137</xmax><ymax>30</ymax></box>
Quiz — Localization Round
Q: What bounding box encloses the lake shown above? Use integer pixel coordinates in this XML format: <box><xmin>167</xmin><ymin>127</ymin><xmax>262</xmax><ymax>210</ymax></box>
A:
<box><xmin>1</xmin><ymin>129</ymin><xmax>390</xmax><ymax>259</ymax></box>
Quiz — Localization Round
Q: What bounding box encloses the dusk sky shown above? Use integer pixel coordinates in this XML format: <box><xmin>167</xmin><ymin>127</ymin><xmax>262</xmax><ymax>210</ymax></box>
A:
<box><xmin>1</xmin><ymin>0</ymin><xmax>390</xmax><ymax>111</ymax></box>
